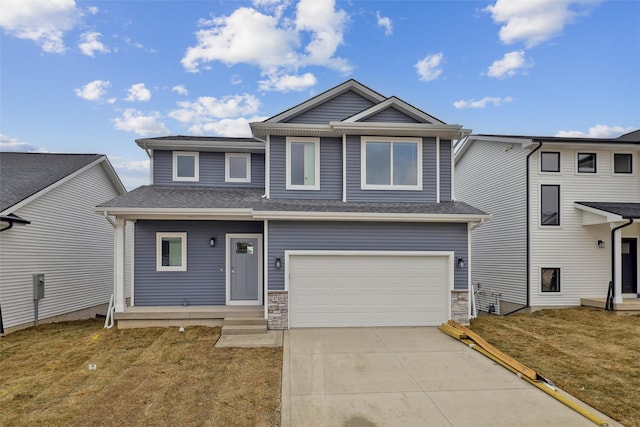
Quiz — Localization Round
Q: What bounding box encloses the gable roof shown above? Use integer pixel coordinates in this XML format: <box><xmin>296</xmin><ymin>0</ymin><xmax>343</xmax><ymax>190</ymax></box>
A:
<box><xmin>344</xmin><ymin>96</ymin><xmax>445</xmax><ymax>125</ymax></box>
<box><xmin>0</xmin><ymin>152</ymin><xmax>125</xmax><ymax>214</ymax></box>
<box><xmin>575</xmin><ymin>202</ymin><xmax>640</xmax><ymax>220</ymax></box>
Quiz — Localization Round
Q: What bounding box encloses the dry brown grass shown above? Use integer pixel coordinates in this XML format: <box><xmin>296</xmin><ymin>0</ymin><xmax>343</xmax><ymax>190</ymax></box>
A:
<box><xmin>0</xmin><ymin>319</ymin><xmax>282</xmax><ymax>426</ymax></box>
<box><xmin>470</xmin><ymin>307</ymin><xmax>640</xmax><ymax>427</ymax></box>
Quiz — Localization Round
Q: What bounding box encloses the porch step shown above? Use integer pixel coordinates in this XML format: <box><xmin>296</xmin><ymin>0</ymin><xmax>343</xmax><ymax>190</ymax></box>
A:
<box><xmin>224</xmin><ymin>317</ymin><xmax>268</xmax><ymax>326</ymax></box>
<box><xmin>221</xmin><ymin>324</ymin><xmax>268</xmax><ymax>335</ymax></box>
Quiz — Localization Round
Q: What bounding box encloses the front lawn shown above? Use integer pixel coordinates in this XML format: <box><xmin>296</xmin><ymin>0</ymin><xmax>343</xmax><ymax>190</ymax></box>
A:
<box><xmin>0</xmin><ymin>320</ymin><xmax>282</xmax><ymax>426</ymax></box>
<box><xmin>470</xmin><ymin>307</ymin><xmax>639</xmax><ymax>427</ymax></box>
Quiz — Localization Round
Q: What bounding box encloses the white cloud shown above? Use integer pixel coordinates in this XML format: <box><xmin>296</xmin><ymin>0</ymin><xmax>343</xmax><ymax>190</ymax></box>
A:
<box><xmin>107</xmin><ymin>156</ymin><xmax>151</xmax><ymax>189</ymax></box>
<box><xmin>125</xmin><ymin>83</ymin><xmax>151</xmax><ymax>102</ymax></box>
<box><xmin>169</xmin><ymin>94</ymin><xmax>261</xmax><ymax>124</ymax></box>
<box><xmin>376</xmin><ymin>11</ymin><xmax>392</xmax><ymax>36</ymax></box>
<box><xmin>485</xmin><ymin>0</ymin><xmax>601</xmax><ymax>48</ymax></box>
<box><xmin>487</xmin><ymin>50</ymin><xmax>530</xmax><ymax>78</ymax></box>
<box><xmin>74</xmin><ymin>79</ymin><xmax>111</xmax><ymax>101</ymax></box>
<box><xmin>453</xmin><ymin>96</ymin><xmax>513</xmax><ymax>109</ymax></box>
<box><xmin>0</xmin><ymin>0</ymin><xmax>81</xmax><ymax>53</ymax></box>
<box><xmin>78</xmin><ymin>31</ymin><xmax>110</xmax><ymax>56</ymax></box>
<box><xmin>555</xmin><ymin>124</ymin><xmax>636</xmax><ymax>138</ymax></box>
<box><xmin>0</xmin><ymin>134</ymin><xmax>46</xmax><ymax>152</ymax></box>
<box><xmin>188</xmin><ymin>116</ymin><xmax>268</xmax><ymax>137</ymax></box>
<box><xmin>415</xmin><ymin>53</ymin><xmax>444</xmax><ymax>82</ymax></box>
<box><xmin>258</xmin><ymin>72</ymin><xmax>317</xmax><ymax>91</ymax></box>
<box><xmin>113</xmin><ymin>109</ymin><xmax>169</xmax><ymax>136</ymax></box>
<box><xmin>172</xmin><ymin>85</ymin><xmax>188</xmax><ymax>96</ymax></box>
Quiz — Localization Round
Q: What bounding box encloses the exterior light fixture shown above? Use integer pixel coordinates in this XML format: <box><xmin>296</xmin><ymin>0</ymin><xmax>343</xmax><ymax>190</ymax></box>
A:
<box><xmin>597</xmin><ymin>240</ymin><xmax>605</xmax><ymax>249</ymax></box>
<box><xmin>209</xmin><ymin>237</ymin><xmax>216</xmax><ymax>247</ymax></box>
<box><xmin>457</xmin><ymin>258</ymin><xmax>465</xmax><ymax>269</ymax></box>
<box><xmin>275</xmin><ymin>257</ymin><xmax>282</xmax><ymax>269</ymax></box>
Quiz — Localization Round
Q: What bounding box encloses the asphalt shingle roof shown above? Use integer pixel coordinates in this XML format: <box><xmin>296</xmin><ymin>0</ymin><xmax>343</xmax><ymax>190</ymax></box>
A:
<box><xmin>576</xmin><ymin>202</ymin><xmax>640</xmax><ymax>219</ymax></box>
<box><xmin>0</xmin><ymin>153</ymin><xmax>103</xmax><ymax>212</ymax></box>
<box><xmin>97</xmin><ymin>185</ymin><xmax>487</xmax><ymax>216</ymax></box>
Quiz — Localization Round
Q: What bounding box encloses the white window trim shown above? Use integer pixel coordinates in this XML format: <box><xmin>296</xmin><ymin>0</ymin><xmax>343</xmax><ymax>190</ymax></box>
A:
<box><xmin>539</xmin><ymin>266</ymin><xmax>563</xmax><ymax>295</ymax></box>
<box><xmin>540</xmin><ymin>183</ymin><xmax>561</xmax><ymax>227</ymax></box>
<box><xmin>172</xmin><ymin>151</ymin><xmax>199</xmax><ymax>182</ymax></box>
<box><xmin>612</xmin><ymin>152</ymin><xmax>634</xmax><ymax>175</ymax></box>
<box><xmin>576</xmin><ymin>152</ymin><xmax>598</xmax><ymax>174</ymax></box>
<box><xmin>225</xmin><ymin>152</ymin><xmax>251</xmax><ymax>183</ymax></box>
<box><xmin>156</xmin><ymin>232</ymin><xmax>187</xmax><ymax>272</ymax></box>
<box><xmin>360</xmin><ymin>136</ymin><xmax>422</xmax><ymax>190</ymax></box>
<box><xmin>286</xmin><ymin>137</ymin><xmax>320</xmax><ymax>190</ymax></box>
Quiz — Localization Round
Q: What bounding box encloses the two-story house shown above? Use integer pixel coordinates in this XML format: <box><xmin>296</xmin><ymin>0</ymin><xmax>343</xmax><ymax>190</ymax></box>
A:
<box><xmin>97</xmin><ymin>80</ymin><xmax>489</xmax><ymax>330</ymax></box>
<box><xmin>455</xmin><ymin>130</ymin><xmax>640</xmax><ymax>314</ymax></box>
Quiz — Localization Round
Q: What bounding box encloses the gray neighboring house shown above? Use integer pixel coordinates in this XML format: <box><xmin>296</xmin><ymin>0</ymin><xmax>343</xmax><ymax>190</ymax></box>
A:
<box><xmin>0</xmin><ymin>153</ymin><xmax>126</xmax><ymax>334</ymax></box>
<box><xmin>455</xmin><ymin>130</ymin><xmax>640</xmax><ymax>315</ymax></box>
<box><xmin>97</xmin><ymin>80</ymin><xmax>489</xmax><ymax>329</ymax></box>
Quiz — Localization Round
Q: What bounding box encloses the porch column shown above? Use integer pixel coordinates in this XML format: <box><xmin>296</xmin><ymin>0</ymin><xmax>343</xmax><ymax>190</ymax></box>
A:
<box><xmin>114</xmin><ymin>218</ymin><xmax>126</xmax><ymax>312</ymax></box>
<box><xmin>612</xmin><ymin>224</ymin><xmax>624</xmax><ymax>304</ymax></box>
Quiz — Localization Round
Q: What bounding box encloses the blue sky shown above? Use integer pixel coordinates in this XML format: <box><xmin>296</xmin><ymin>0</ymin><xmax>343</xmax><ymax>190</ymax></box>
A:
<box><xmin>1</xmin><ymin>0</ymin><xmax>638</xmax><ymax>189</ymax></box>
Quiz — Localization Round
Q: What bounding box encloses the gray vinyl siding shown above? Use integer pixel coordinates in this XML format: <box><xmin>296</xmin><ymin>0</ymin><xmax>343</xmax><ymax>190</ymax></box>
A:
<box><xmin>439</xmin><ymin>140</ymin><xmax>452</xmax><ymax>202</ymax></box>
<box><xmin>455</xmin><ymin>141</ymin><xmax>528</xmax><ymax>305</ymax></box>
<box><xmin>346</xmin><ymin>136</ymin><xmax>438</xmax><ymax>202</ymax></box>
<box><xmin>268</xmin><ymin>221</ymin><xmax>468</xmax><ymax>291</ymax></box>
<box><xmin>269</xmin><ymin>136</ymin><xmax>342</xmax><ymax>200</ymax></box>
<box><xmin>133</xmin><ymin>220</ymin><xmax>263</xmax><ymax>306</ymax></box>
<box><xmin>0</xmin><ymin>164</ymin><xmax>120</xmax><ymax>329</ymax></box>
<box><xmin>153</xmin><ymin>150</ymin><xmax>265</xmax><ymax>188</ymax></box>
<box><xmin>286</xmin><ymin>91</ymin><xmax>375</xmax><ymax>124</ymax></box>
<box><xmin>361</xmin><ymin>107</ymin><xmax>420</xmax><ymax>123</ymax></box>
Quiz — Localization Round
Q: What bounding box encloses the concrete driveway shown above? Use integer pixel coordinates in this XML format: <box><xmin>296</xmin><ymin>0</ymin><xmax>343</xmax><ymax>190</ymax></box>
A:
<box><xmin>281</xmin><ymin>327</ymin><xmax>619</xmax><ymax>427</ymax></box>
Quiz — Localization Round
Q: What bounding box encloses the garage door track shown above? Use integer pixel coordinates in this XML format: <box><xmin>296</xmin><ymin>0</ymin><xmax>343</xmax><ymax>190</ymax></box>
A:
<box><xmin>281</xmin><ymin>327</ymin><xmax>619</xmax><ymax>427</ymax></box>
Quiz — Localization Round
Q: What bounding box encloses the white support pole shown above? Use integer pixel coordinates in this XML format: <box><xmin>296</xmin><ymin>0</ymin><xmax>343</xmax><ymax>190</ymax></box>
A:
<box><xmin>114</xmin><ymin>218</ymin><xmax>126</xmax><ymax>312</ymax></box>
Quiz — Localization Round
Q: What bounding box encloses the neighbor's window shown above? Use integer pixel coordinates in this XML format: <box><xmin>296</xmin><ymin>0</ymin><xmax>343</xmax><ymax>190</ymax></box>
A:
<box><xmin>225</xmin><ymin>153</ymin><xmax>251</xmax><ymax>183</ymax></box>
<box><xmin>541</xmin><ymin>268</ymin><xmax>561</xmax><ymax>292</ymax></box>
<box><xmin>577</xmin><ymin>153</ymin><xmax>597</xmax><ymax>173</ymax></box>
<box><xmin>541</xmin><ymin>185</ymin><xmax>560</xmax><ymax>226</ymax></box>
<box><xmin>361</xmin><ymin>137</ymin><xmax>421</xmax><ymax>190</ymax></box>
<box><xmin>286</xmin><ymin>137</ymin><xmax>320</xmax><ymax>190</ymax></box>
<box><xmin>540</xmin><ymin>152</ymin><xmax>560</xmax><ymax>172</ymax></box>
<box><xmin>172</xmin><ymin>152</ymin><xmax>199</xmax><ymax>181</ymax></box>
<box><xmin>613</xmin><ymin>153</ymin><xmax>632</xmax><ymax>174</ymax></box>
<box><xmin>156</xmin><ymin>232</ymin><xmax>187</xmax><ymax>272</ymax></box>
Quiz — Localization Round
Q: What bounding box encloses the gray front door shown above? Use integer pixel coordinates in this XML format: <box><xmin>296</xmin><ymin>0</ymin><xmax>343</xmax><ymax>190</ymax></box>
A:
<box><xmin>230</xmin><ymin>237</ymin><xmax>260</xmax><ymax>301</ymax></box>
<box><xmin>622</xmin><ymin>238</ymin><xmax>637</xmax><ymax>294</ymax></box>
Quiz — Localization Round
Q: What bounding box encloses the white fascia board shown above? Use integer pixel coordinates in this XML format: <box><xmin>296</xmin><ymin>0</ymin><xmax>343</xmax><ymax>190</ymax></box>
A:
<box><xmin>100</xmin><ymin>157</ymin><xmax>127</xmax><ymax>195</ymax></box>
<box><xmin>454</xmin><ymin>135</ymin><xmax>533</xmax><ymax>163</ymax></box>
<box><xmin>136</xmin><ymin>139</ymin><xmax>265</xmax><ymax>153</ymax></box>
<box><xmin>95</xmin><ymin>207</ymin><xmax>254</xmax><ymax>220</ymax></box>
<box><xmin>250</xmin><ymin>123</ymin><xmax>333</xmax><ymax>139</ymax></box>
<box><xmin>1</xmin><ymin>156</ymin><xmax>110</xmax><ymax>216</ymax></box>
<box><xmin>574</xmin><ymin>203</ymin><xmax>624</xmax><ymax>223</ymax></box>
<box><xmin>253</xmin><ymin>210</ymin><xmax>491</xmax><ymax>223</ymax></box>
<box><xmin>330</xmin><ymin>122</ymin><xmax>464</xmax><ymax>139</ymax></box>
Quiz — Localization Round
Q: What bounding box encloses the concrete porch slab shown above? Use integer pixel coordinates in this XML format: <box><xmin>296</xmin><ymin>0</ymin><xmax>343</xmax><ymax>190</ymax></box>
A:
<box><xmin>214</xmin><ymin>330</ymin><xmax>283</xmax><ymax>348</ymax></box>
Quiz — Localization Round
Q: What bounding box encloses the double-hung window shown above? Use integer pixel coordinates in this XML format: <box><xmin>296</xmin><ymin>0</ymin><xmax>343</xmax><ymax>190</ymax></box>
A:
<box><xmin>541</xmin><ymin>185</ymin><xmax>560</xmax><ymax>226</ymax></box>
<box><xmin>286</xmin><ymin>137</ymin><xmax>320</xmax><ymax>190</ymax></box>
<box><xmin>156</xmin><ymin>232</ymin><xmax>187</xmax><ymax>272</ymax></box>
<box><xmin>225</xmin><ymin>153</ymin><xmax>251</xmax><ymax>183</ymax></box>
<box><xmin>361</xmin><ymin>137</ymin><xmax>422</xmax><ymax>190</ymax></box>
<box><xmin>173</xmin><ymin>152</ymin><xmax>199</xmax><ymax>182</ymax></box>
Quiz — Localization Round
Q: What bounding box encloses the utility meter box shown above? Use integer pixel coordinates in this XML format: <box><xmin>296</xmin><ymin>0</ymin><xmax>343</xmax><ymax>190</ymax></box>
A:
<box><xmin>33</xmin><ymin>273</ymin><xmax>45</xmax><ymax>300</ymax></box>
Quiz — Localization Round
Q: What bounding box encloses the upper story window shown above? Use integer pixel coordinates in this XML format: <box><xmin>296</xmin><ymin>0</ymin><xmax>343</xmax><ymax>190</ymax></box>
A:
<box><xmin>286</xmin><ymin>137</ymin><xmax>320</xmax><ymax>190</ymax></box>
<box><xmin>225</xmin><ymin>153</ymin><xmax>251</xmax><ymax>183</ymax></box>
<box><xmin>361</xmin><ymin>137</ymin><xmax>422</xmax><ymax>190</ymax></box>
<box><xmin>541</xmin><ymin>184</ymin><xmax>560</xmax><ymax>226</ymax></box>
<box><xmin>173</xmin><ymin>151</ymin><xmax>199</xmax><ymax>182</ymax></box>
<box><xmin>577</xmin><ymin>153</ymin><xmax>597</xmax><ymax>173</ymax></box>
<box><xmin>613</xmin><ymin>153</ymin><xmax>633</xmax><ymax>174</ymax></box>
<box><xmin>156</xmin><ymin>232</ymin><xmax>187</xmax><ymax>272</ymax></box>
<box><xmin>540</xmin><ymin>152</ymin><xmax>560</xmax><ymax>172</ymax></box>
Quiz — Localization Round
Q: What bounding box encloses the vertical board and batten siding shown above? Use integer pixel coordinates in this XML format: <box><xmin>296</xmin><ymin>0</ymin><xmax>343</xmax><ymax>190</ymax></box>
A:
<box><xmin>267</xmin><ymin>221</ymin><xmax>468</xmax><ymax>291</ymax></box>
<box><xmin>361</xmin><ymin>107</ymin><xmax>421</xmax><ymax>123</ymax></box>
<box><xmin>345</xmin><ymin>136</ymin><xmax>438</xmax><ymax>202</ymax></box>
<box><xmin>153</xmin><ymin>150</ymin><xmax>265</xmax><ymax>188</ymax></box>
<box><xmin>133</xmin><ymin>220</ymin><xmax>263</xmax><ymax>306</ymax></box>
<box><xmin>0</xmin><ymin>165</ymin><xmax>120</xmax><ymax>329</ymax></box>
<box><xmin>455</xmin><ymin>141</ymin><xmax>529</xmax><ymax>305</ymax></box>
<box><xmin>268</xmin><ymin>136</ymin><xmax>342</xmax><ymax>199</ymax></box>
<box><xmin>285</xmin><ymin>90</ymin><xmax>376</xmax><ymax>123</ymax></box>
<box><xmin>529</xmin><ymin>149</ymin><xmax>640</xmax><ymax>306</ymax></box>
<box><xmin>439</xmin><ymin>140</ymin><xmax>452</xmax><ymax>202</ymax></box>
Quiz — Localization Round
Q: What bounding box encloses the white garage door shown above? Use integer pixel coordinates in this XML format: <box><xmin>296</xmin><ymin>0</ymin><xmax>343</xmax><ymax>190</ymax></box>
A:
<box><xmin>288</xmin><ymin>252</ymin><xmax>451</xmax><ymax>327</ymax></box>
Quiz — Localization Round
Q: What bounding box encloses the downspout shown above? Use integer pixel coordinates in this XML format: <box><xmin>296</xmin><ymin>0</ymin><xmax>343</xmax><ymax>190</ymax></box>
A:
<box><xmin>0</xmin><ymin>222</ymin><xmax>13</xmax><ymax>232</ymax></box>
<box><xmin>103</xmin><ymin>211</ymin><xmax>117</xmax><ymax>328</ymax></box>
<box><xmin>607</xmin><ymin>218</ymin><xmax>634</xmax><ymax>310</ymax></box>
<box><xmin>525</xmin><ymin>142</ymin><xmax>543</xmax><ymax>310</ymax></box>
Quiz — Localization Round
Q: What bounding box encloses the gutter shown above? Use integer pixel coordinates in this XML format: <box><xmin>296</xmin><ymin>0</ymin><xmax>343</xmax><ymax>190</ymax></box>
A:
<box><xmin>607</xmin><ymin>218</ymin><xmax>635</xmax><ymax>310</ymax></box>
<box><xmin>0</xmin><ymin>215</ymin><xmax>31</xmax><ymax>233</ymax></box>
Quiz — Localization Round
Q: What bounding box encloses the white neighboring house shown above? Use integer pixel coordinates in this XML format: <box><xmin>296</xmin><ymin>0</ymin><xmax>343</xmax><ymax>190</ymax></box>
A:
<box><xmin>455</xmin><ymin>130</ymin><xmax>640</xmax><ymax>314</ymax></box>
<box><xmin>0</xmin><ymin>153</ymin><xmax>127</xmax><ymax>334</ymax></box>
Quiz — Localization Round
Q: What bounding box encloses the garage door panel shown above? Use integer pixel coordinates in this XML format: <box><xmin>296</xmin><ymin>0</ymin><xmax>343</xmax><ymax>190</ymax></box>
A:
<box><xmin>289</xmin><ymin>254</ymin><xmax>451</xmax><ymax>327</ymax></box>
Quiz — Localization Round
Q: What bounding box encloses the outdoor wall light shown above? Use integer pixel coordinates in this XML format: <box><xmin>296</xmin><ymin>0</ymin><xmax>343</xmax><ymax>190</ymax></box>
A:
<box><xmin>457</xmin><ymin>258</ymin><xmax>465</xmax><ymax>269</ymax></box>
<box><xmin>209</xmin><ymin>237</ymin><xmax>216</xmax><ymax>247</ymax></box>
<box><xmin>597</xmin><ymin>240</ymin><xmax>605</xmax><ymax>249</ymax></box>
<box><xmin>275</xmin><ymin>257</ymin><xmax>282</xmax><ymax>269</ymax></box>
